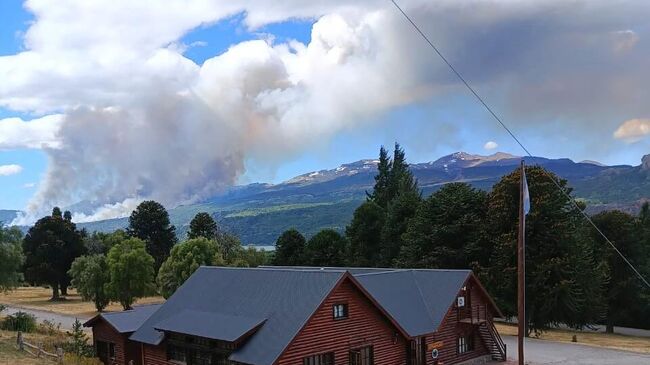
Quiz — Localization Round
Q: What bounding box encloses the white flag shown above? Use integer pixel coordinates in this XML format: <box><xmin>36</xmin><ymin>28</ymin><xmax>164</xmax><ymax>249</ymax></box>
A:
<box><xmin>522</xmin><ymin>167</ymin><xmax>530</xmax><ymax>215</ymax></box>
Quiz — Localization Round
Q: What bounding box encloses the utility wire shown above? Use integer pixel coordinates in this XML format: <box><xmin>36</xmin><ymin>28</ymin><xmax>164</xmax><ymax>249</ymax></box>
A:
<box><xmin>390</xmin><ymin>0</ymin><xmax>650</xmax><ymax>290</ymax></box>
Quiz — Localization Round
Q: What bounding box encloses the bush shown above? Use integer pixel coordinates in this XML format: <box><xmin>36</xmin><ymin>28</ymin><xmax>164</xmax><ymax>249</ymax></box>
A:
<box><xmin>1</xmin><ymin>311</ymin><xmax>37</xmax><ymax>332</ymax></box>
<box><xmin>37</xmin><ymin>319</ymin><xmax>61</xmax><ymax>335</ymax></box>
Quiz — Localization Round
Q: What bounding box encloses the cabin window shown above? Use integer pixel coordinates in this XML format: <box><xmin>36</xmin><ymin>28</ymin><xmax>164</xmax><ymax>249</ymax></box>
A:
<box><xmin>407</xmin><ymin>337</ymin><xmax>426</xmax><ymax>365</ymax></box>
<box><xmin>349</xmin><ymin>346</ymin><xmax>374</xmax><ymax>365</ymax></box>
<box><xmin>303</xmin><ymin>352</ymin><xmax>334</xmax><ymax>365</ymax></box>
<box><xmin>96</xmin><ymin>340</ymin><xmax>115</xmax><ymax>362</ymax></box>
<box><xmin>333</xmin><ymin>303</ymin><xmax>348</xmax><ymax>319</ymax></box>
<box><xmin>168</xmin><ymin>345</ymin><xmax>187</xmax><ymax>363</ymax></box>
<box><xmin>457</xmin><ymin>334</ymin><xmax>474</xmax><ymax>354</ymax></box>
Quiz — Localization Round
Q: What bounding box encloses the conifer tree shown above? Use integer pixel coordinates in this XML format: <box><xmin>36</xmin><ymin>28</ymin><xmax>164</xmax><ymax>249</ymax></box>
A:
<box><xmin>273</xmin><ymin>229</ymin><xmax>306</xmax><ymax>266</ymax></box>
<box><xmin>187</xmin><ymin>212</ymin><xmax>219</xmax><ymax>240</ymax></box>
<box><xmin>368</xmin><ymin>146</ymin><xmax>392</xmax><ymax>209</ymax></box>
<box><xmin>486</xmin><ymin>166</ymin><xmax>605</xmax><ymax>335</ymax></box>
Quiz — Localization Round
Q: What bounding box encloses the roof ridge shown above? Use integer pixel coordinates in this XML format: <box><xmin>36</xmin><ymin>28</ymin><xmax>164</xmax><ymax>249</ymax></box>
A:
<box><xmin>201</xmin><ymin>266</ymin><xmax>347</xmax><ymax>273</ymax></box>
<box><xmin>411</xmin><ymin>271</ymin><xmax>437</xmax><ymax>327</ymax></box>
<box><xmin>354</xmin><ymin>269</ymin><xmax>408</xmax><ymax>277</ymax></box>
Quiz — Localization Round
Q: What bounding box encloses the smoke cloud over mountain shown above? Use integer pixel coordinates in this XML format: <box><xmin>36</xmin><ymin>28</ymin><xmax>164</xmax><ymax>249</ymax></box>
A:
<box><xmin>2</xmin><ymin>0</ymin><xmax>648</xmax><ymax>224</ymax></box>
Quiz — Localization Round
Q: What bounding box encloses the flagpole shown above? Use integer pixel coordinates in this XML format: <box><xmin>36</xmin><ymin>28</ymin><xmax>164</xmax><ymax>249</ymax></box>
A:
<box><xmin>518</xmin><ymin>160</ymin><xmax>526</xmax><ymax>365</ymax></box>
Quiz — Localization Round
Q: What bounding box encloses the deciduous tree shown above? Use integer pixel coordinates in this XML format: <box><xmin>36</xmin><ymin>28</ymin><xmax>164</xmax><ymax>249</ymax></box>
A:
<box><xmin>157</xmin><ymin>238</ymin><xmax>222</xmax><ymax>298</ymax></box>
<box><xmin>68</xmin><ymin>255</ymin><xmax>110</xmax><ymax>311</ymax></box>
<box><xmin>0</xmin><ymin>226</ymin><xmax>24</xmax><ymax>291</ymax></box>
<box><xmin>106</xmin><ymin>237</ymin><xmax>155</xmax><ymax>310</ymax></box>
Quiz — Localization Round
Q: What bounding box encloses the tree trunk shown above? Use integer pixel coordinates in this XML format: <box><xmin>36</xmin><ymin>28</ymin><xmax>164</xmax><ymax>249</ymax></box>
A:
<box><xmin>51</xmin><ymin>282</ymin><xmax>60</xmax><ymax>301</ymax></box>
<box><xmin>606</xmin><ymin>321</ymin><xmax>614</xmax><ymax>334</ymax></box>
<box><xmin>60</xmin><ymin>285</ymin><xmax>68</xmax><ymax>296</ymax></box>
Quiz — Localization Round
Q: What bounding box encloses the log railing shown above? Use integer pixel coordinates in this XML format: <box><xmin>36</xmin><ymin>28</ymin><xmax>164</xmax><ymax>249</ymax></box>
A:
<box><xmin>16</xmin><ymin>331</ymin><xmax>64</xmax><ymax>363</ymax></box>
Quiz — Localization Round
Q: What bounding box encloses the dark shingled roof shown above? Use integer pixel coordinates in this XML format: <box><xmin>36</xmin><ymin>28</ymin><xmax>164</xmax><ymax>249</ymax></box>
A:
<box><xmin>154</xmin><ymin>310</ymin><xmax>266</xmax><ymax>343</ymax></box>
<box><xmin>263</xmin><ymin>266</ymin><xmax>473</xmax><ymax>337</ymax></box>
<box><xmin>84</xmin><ymin>303</ymin><xmax>162</xmax><ymax>333</ymax></box>
<box><xmin>355</xmin><ymin>269</ymin><xmax>471</xmax><ymax>336</ymax></box>
<box><xmin>130</xmin><ymin>267</ymin><xmax>345</xmax><ymax>365</ymax></box>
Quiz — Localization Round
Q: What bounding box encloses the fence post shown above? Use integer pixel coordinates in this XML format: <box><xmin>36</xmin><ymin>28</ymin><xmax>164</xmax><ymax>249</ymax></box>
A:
<box><xmin>37</xmin><ymin>342</ymin><xmax>42</xmax><ymax>358</ymax></box>
<box><xmin>16</xmin><ymin>331</ymin><xmax>24</xmax><ymax>351</ymax></box>
<box><xmin>57</xmin><ymin>347</ymin><xmax>64</xmax><ymax>364</ymax></box>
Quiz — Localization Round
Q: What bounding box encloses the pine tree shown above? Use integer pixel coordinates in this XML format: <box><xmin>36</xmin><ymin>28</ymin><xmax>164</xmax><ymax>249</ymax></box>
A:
<box><xmin>368</xmin><ymin>146</ymin><xmax>392</xmax><ymax>209</ymax></box>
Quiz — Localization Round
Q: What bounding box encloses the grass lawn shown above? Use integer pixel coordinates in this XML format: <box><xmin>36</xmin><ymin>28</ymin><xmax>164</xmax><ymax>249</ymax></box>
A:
<box><xmin>0</xmin><ymin>328</ymin><xmax>102</xmax><ymax>365</ymax></box>
<box><xmin>495</xmin><ymin>322</ymin><xmax>650</xmax><ymax>354</ymax></box>
<box><xmin>0</xmin><ymin>329</ymin><xmax>64</xmax><ymax>364</ymax></box>
<box><xmin>0</xmin><ymin>287</ymin><xmax>164</xmax><ymax>319</ymax></box>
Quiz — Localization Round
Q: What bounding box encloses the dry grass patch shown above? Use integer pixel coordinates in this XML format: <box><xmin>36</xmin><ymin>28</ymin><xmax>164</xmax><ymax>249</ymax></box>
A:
<box><xmin>495</xmin><ymin>322</ymin><xmax>650</xmax><ymax>354</ymax></box>
<box><xmin>0</xmin><ymin>329</ymin><xmax>102</xmax><ymax>365</ymax></box>
<box><xmin>0</xmin><ymin>287</ymin><xmax>164</xmax><ymax>318</ymax></box>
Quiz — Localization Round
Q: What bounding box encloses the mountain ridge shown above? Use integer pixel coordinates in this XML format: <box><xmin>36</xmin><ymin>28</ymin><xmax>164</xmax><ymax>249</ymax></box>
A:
<box><xmin>3</xmin><ymin>151</ymin><xmax>648</xmax><ymax>246</ymax></box>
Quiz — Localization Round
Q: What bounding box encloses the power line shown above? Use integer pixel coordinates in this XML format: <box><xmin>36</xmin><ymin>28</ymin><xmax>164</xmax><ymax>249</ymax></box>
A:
<box><xmin>389</xmin><ymin>0</ymin><xmax>650</xmax><ymax>290</ymax></box>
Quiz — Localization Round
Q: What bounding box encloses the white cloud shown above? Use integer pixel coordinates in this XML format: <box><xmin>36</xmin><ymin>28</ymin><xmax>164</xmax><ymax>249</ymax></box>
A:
<box><xmin>484</xmin><ymin>141</ymin><xmax>499</xmax><ymax>150</ymax></box>
<box><xmin>0</xmin><ymin>114</ymin><xmax>63</xmax><ymax>150</ymax></box>
<box><xmin>23</xmin><ymin>182</ymin><xmax>36</xmax><ymax>188</ymax></box>
<box><xmin>613</xmin><ymin>118</ymin><xmax>650</xmax><ymax>143</ymax></box>
<box><xmin>1</xmin><ymin>0</ymin><xmax>648</xmax><ymax>223</ymax></box>
<box><xmin>0</xmin><ymin>164</ymin><xmax>23</xmax><ymax>176</ymax></box>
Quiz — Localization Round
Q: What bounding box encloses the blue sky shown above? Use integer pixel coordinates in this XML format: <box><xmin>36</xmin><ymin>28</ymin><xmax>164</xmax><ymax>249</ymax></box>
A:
<box><xmin>1</xmin><ymin>1</ymin><xmax>649</xmax><ymax>212</ymax></box>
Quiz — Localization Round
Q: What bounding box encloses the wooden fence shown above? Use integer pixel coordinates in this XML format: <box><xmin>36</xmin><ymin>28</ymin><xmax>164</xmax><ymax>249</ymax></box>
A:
<box><xmin>16</xmin><ymin>331</ymin><xmax>64</xmax><ymax>364</ymax></box>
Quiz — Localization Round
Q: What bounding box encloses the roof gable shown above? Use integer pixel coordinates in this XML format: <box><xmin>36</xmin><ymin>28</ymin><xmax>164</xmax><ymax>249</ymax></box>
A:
<box><xmin>130</xmin><ymin>267</ymin><xmax>345</xmax><ymax>365</ymax></box>
<box><xmin>353</xmin><ymin>269</ymin><xmax>471</xmax><ymax>337</ymax></box>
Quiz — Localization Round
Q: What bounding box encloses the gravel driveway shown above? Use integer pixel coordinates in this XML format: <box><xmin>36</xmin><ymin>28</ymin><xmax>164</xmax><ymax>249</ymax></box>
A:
<box><xmin>1</xmin><ymin>305</ymin><xmax>88</xmax><ymax>330</ymax></box>
<box><xmin>502</xmin><ymin>335</ymin><xmax>650</xmax><ymax>365</ymax></box>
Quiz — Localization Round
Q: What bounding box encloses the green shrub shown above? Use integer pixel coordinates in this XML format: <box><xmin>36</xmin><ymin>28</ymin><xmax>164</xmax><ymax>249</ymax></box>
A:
<box><xmin>1</xmin><ymin>311</ymin><xmax>37</xmax><ymax>332</ymax></box>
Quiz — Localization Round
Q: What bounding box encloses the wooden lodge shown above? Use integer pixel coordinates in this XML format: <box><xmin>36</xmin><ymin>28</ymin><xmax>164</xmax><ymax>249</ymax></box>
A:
<box><xmin>85</xmin><ymin>266</ymin><xmax>505</xmax><ymax>365</ymax></box>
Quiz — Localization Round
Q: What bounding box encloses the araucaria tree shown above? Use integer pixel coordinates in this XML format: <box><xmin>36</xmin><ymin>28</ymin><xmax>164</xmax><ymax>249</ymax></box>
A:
<box><xmin>157</xmin><ymin>237</ymin><xmax>223</xmax><ymax>298</ymax></box>
<box><xmin>486</xmin><ymin>166</ymin><xmax>605</xmax><ymax>335</ymax></box>
<box><xmin>304</xmin><ymin>229</ymin><xmax>348</xmax><ymax>267</ymax></box>
<box><xmin>398</xmin><ymin>183</ymin><xmax>488</xmax><ymax>270</ymax></box>
<box><xmin>273</xmin><ymin>229</ymin><xmax>307</xmax><ymax>266</ymax></box>
<box><xmin>0</xmin><ymin>226</ymin><xmax>24</xmax><ymax>291</ymax></box>
<box><xmin>127</xmin><ymin>201</ymin><xmax>177</xmax><ymax>271</ymax></box>
<box><xmin>69</xmin><ymin>255</ymin><xmax>110</xmax><ymax>311</ymax></box>
<box><xmin>106</xmin><ymin>237</ymin><xmax>155</xmax><ymax>310</ymax></box>
<box><xmin>586</xmin><ymin>210</ymin><xmax>646</xmax><ymax>332</ymax></box>
<box><xmin>187</xmin><ymin>212</ymin><xmax>220</xmax><ymax>240</ymax></box>
<box><xmin>23</xmin><ymin>208</ymin><xmax>85</xmax><ymax>300</ymax></box>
